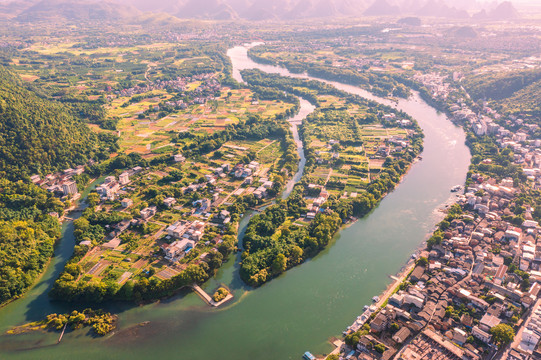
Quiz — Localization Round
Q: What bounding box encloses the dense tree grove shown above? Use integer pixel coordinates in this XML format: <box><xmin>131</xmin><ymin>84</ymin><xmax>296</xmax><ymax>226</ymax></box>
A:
<box><xmin>0</xmin><ymin>64</ymin><xmax>118</xmax><ymax>305</ymax></box>
<box><xmin>0</xmin><ymin>65</ymin><xmax>118</xmax><ymax>180</ymax></box>
<box><xmin>13</xmin><ymin>309</ymin><xmax>117</xmax><ymax>336</ymax></box>
<box><xmin>240</xmin><ymin>191</ymin><xmax>342</xmax><ymax>286</ymax></box>
<box><xmin>489</xmin><ymin>323</ymin><xmax>515</xmax><ymax>347</ymax></box>
<box><xmin>0</xmin><ymin>179</ymin><xmax>62</xmax><ymax>305</ymax></box>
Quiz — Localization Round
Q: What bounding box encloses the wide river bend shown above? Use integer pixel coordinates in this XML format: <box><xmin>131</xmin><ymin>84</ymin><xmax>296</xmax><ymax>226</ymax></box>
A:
<box><xmin>0</xmin><ymin>45</ymin><xmax>470</xmax><ymax>360</ymax></box>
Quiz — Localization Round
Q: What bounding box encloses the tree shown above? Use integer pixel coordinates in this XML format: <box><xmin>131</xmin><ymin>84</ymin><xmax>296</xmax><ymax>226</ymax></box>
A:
<box><xmin>207</xmin><ymin>251</ymin><xmax>223</xmax><ymax>270</ymax></box>
<box><xmin>289</xmin><ymin>245</ymin><xmax>303</xmax><ymax>265</ymax></box>
<box><xmin>427</xmin><ymin>232</ymin><xmax>443</xmax><ymax>249</ymax></box>
<box><xmin>271</xmin><ymin>254</ymin><xmax>287</xmax><ymax>275</ymax></box>
<box><xmin>490</xmin><ymin>324</ymin><xmax>515</xmax><ymax>346</ymax></box>
<box><xmin>87</xmin><ymin>193</ymin><xmax>100</xmax><ymax>207</ymax></box>
<box><xmin>345</xmin><ymin>332</ymin><xmax>361</xmax><ymax>346</ymax></box>
<box><xmin>416</xmin><ymin>257</ymin><xmax>428</xmax><ymax>267</ymax></box>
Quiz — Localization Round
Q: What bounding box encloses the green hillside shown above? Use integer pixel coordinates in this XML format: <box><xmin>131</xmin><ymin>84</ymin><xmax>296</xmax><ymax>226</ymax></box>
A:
<box><xmin>497</xmin><ymin>79</ymin><xmax>541</xmax><ymax>117</ymax></box>
<box><xmin>463</xmin><ymin>69</ymin><xmax>541</xmax><ymax>101</ymax></box>
<box><xmin>0</xmin><ymin>64</ymin><xmax>114</xmax><ymax>180</ymax></box>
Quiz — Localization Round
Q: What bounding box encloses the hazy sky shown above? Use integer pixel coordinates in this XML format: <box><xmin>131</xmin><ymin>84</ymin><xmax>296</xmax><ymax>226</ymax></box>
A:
<box><xmin>503</xmin><ymin>0</ymin><xmax>541</xmax><ymax>4</ymax></box>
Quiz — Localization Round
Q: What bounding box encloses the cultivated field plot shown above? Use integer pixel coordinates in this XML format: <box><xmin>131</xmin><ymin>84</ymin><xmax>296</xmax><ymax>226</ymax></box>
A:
<box><xmin>115</xmin><ymin>88</ymin><xmax>293</xmax><ymax>154</ymax></box>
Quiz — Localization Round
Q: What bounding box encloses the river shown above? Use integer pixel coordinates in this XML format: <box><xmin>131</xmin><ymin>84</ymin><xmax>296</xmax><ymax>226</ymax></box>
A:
<box><xmin>0</xmin><ymin>45</ymin><xmax>470</xmax><ymax>360</ymax></box>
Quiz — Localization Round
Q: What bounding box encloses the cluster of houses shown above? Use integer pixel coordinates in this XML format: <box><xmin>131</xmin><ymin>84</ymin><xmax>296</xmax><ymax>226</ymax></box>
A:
<box><xmin>333</xmin><ymin>74</ymin><xmax>541</xmax><ymax>360</ymax></box>
<box><xmin>79</xmin><ymin>147</ymin><xmax>279</xmax><ymax>277</ymax></box>
<box><xmin>376</xmin><ymin>136</ymin><xmax>411</xmax><ymax>158</ymax></box>
<box><xmin>162</xmin><ymin>220</ymin><xmax>207</xmax><ymax>262</ymax></box>
<box><xmin>160</xmin><ymin>210</ymin><xmax>232</xmax><ymax>263</ymax></box>
<box><xmin>339</xmin><ymin>173</ymin><xmax>541</xmax><ymax>359</ymax></box>
<box><xmin>31</xmin><ymin>165</ymin><xmax>86</xmax><ymax>198</ymax></box>
<box><xmin>413</xmin><ymin>72</ymin><xmax>452</xmax><ymax>100</ymax></box>
<box><xmin>305</xmin><ymin>184</ymin><xmax>331</xmax><ymax>219</ymax></box>
<box><xmin>234</xmin><ymin>161</ymin><xmax>260</xmax><ymax>178</ymax></box>
<box><xmin>115</xmin><ymin>73</ymin><xmax>218</xmax><ymax>100</ymax></box>
<box><xmin>382</xmin><ymin>113</ymin><xmax>413</xmax><ymax>129</ymax></box>
<box><xmin>96</xmin><ymin>167</ymin><xmax>143</xmax><ymax>201</ymax></box>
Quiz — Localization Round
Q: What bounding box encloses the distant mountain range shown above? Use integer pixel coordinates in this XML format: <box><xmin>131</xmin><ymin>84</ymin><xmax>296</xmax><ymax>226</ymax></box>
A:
<box><xmin>15</xmin><ymin>0</ymin><xmax>141</xmax><ymax>22</ymax></box>
<box><xmin>0</xmin><ymin>0</ymin><xmax>522</xmax><ymax>22</ymax></box>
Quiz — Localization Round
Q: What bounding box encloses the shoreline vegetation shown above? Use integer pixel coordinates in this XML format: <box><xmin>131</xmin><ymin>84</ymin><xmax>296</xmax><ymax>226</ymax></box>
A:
<box><xmin>212</xmin><ymin>287</ymin><xmax>230</xmax><ymax>302</ymax></box>
<box><xmin>7</xmin><ymin>309</ymin><xmax>117</xmax><ymax>337</ymax></box>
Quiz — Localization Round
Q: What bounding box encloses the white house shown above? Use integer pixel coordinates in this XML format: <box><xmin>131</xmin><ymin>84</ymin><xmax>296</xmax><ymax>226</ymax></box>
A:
<box><xmin>174</xmin><ymin>154</ymin><xmax>186</xmax><ymax>163</ymax></box>
<box><xmin>119</xmin><ymin>172</ymin><xmax>130</xmax><ymax>185</ymax></box>
<box><xmin>163</xmin><ymin>239</ymin><xmax>195</xmax><ymax>262</ymax></box>
<box><xmin>121</xmin><ymin>198</ymin><xmax>133</xmax><ymax>208</ymax></box>
<box><xmin>472</xmin><ymin>326</ymin><xmax>492</xmax><ymax>344</ymax></box>
<box><xmin>164</xmin><ymin>197</ymin><xmax>177</xmax><ymax>208</ymax></box>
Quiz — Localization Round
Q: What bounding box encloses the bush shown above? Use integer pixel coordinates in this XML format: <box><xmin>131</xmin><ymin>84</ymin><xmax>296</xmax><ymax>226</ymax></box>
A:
<box><xmin>212</xmin><ymin>287</ymin><xmax>229</xmax><ymax>302</ymax></box>
<box><xmin>375</xmin><ymin>344</ymin><xmax>386</xmax><ymax>354</ymax></box>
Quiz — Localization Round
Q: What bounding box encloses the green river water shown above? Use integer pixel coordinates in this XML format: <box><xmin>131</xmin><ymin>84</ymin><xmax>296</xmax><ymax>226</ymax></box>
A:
<box><xmin>0</xmin><ymin>44</ymin><xmax>471</xmax><ymax>360</ymax></box>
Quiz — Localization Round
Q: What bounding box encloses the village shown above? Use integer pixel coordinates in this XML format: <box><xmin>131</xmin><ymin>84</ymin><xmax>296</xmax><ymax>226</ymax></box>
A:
<box><xmin>330</xmin><ymin>67</ymin><xmax>541</xmax><ymax>360</ymax></box>
<box><xmin>41</xmin><ymin>142</ymin><xmax>284</xmax><ymax>298</ymax></box>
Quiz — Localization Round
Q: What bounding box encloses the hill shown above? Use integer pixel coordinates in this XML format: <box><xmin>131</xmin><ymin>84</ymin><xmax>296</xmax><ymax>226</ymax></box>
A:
<box><xmin>16</xmin><ymin>0</ymin><xmax>140</xmax><ymax>22</ymax></box>
<box><xmin>115</xmin><ymin>0</ymin><xmax>368</xmax><ymax>20</ymax></box>
<box><xmin>488</xmin><ymin>1</ymin><xmax>519</xmax><ymax>20</ymax></box>
<box><xmin>447</xmin><ymin>26</ymin><xmax>478</xmax><ymax>38</ymax></box>
<box><xmin>363</xmin><ymin>0</ymin><xmax>400</xmax><ymax>16</ymax></box>
<box><xmin>415</xmin><ymin>0</ymin><xmax>469</xmax><ymax>18</ymax></box>
<box><xmin>463</xmin><ymin>69</ymin><xmax>541</xmax><ymax>101</ymax></box>
<box><xmin>397</xmin><ymin>16</ymin><xmax>421</xmax><ymax>26</ymax></box>
<box><xmin>0</xmin><ymin>65</ymin><xmax>113</xmax><ymax>180</ymax></box>
<box><xmin>177</xmin><ymin>0</ymin><xmax>237</xmax><ymax>19</ymax></box>
<box><xmin>0</xmin><ymin>0</ymin><xmax>35</xmax><ymax>18</ymax></box>
<box><xmin>10</xmin><ymin>0</ymin><xmax>522</xmax><ymax>21</ymax></box>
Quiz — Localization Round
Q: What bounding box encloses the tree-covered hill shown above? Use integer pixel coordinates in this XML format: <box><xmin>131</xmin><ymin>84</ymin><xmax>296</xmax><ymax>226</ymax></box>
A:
<box><xmin>0</xmin><ymin>178</ymin><xmax>63</xmax><ymax>305</ymax></box>
<box><xmin>0</xmin><ymin>64</ymin><xmax>115</xmax><ymax>180</ymax></box>
<box><xmin>0</xmin><ymin>64</ymin><xmax>116</xmax><ymax>304</ymax></box>
<box><xmin>496</xmin><ymin>80</ymin><xmax>541</xmax><ymax>118</ymax></box>
<box><xmin>462</xmin><ymin>69</ymin><xmax>541</xmax><ymax>101</ymax></box>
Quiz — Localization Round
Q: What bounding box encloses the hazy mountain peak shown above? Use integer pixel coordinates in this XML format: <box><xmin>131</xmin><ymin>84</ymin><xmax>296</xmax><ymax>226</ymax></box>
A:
<box><xmin>489</xmin><ymin>1</ymin><xmax>519</xmax><ymax>19</ymax></box>
<box><xmin>363</xmin><ymin>0</ymin><xmax>400</xmax><ymax>16</ymax></box>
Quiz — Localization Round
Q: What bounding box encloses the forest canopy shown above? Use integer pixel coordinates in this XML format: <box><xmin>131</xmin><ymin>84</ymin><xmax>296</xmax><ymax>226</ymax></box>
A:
<box><xmin>0</xmin><ymin>64</ymin><xmax>117</xmax><ymax>180</ymax></box>
<box><xmin>0</xmin><ymin>179</ymin><xmax>62</xmax><ymax>305</ymax></box>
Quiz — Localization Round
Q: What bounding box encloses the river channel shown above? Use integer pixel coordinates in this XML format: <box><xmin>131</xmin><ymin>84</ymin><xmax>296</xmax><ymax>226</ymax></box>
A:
<box><xmin>0</xmin><ymin>44</ymin><xmax>470</xmax><ymax>360</ymax></box>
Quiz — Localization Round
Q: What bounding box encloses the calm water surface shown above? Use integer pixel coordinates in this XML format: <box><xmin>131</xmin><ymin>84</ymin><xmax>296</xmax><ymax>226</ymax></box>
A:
<box><xmin>0</xmin><ymin>45</ymin><xmax>470</xmax><ymax>360</ymax></box>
